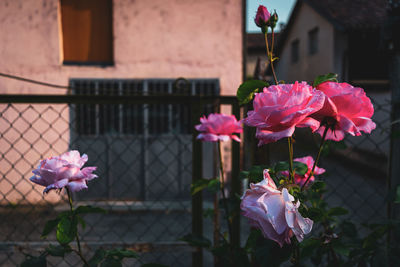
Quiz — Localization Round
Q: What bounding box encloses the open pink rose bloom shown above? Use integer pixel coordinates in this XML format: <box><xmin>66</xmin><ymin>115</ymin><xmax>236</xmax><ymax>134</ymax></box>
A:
<box><xmin>241</xmin><ymin>170</ymin><xmax>313</xmax><ymax>247</ymax></box>
<box><xmin>312</xmin><ymin>81</ymin><xmax>376</xmax><ymax>141</ymax></box>
<box><xmin>30</xmin><ymin>150</ymin><xmax>97</xmax><ymax>194</ymax></box>
<box><xmin>281</xmin><ymin>156</ymin><xmax>325</xmax><ymax>187</ymax></box>
<box><xmin>244</xmin><ymin>82</ymin><xmax>325</xmax><ymax>145</ymax></box>
<box><xmin>195</xmin><ymin>113</ymin><xmax>243</xmax><ymax>142</ymax></box>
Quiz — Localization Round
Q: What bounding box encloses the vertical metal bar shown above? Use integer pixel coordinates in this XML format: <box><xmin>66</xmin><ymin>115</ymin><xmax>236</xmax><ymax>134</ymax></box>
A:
<box><xmin>118</xmin><ymin>81</ymin><xmax>123</xmax><ymax>134</ymax></box>
<box><xmin>231</xmin><ymin>101</ymin><xmax>241</xmax><ymax>248</ymax></box>
<box><xmin>192</xmin><ymin>100</ymin><xmax>203</xmax><ymax>267</ymax></box>
<box><xmin>142</xmin><ymin>80</ymin><xmax>149</xmax><ymax>201</ymax></box>
<box><xmin>95</xmin><ymin>81</ymin><xmax>100</xmax><ymax>136</ymax></box>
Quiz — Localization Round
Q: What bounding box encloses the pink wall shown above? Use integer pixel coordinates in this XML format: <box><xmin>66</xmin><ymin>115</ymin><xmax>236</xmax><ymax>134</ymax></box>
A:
<box><xmin>0</xmin><ymin>0</ymin><xmax>243</xmax><ymax>203</ymax></box>
<box><xmin>0</xmin><ymin>0</ymin><xmax>243</xmax><ymax>95</ymax></box>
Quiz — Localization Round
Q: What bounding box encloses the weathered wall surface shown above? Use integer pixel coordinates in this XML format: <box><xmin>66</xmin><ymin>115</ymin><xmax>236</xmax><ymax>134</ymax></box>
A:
<box><xmin>275</xmin><ymin>3</ymin><xmax>334</xmax><ymax>83</ymax></box>
<box><xmin>0</xmin><ymin>0</ymin><xmax>243</xmax><ymax>203</ymax></box>
<box><xmin>0</xmin><ymin>0</ymin><xmax>243</xmax><ymax>95</ymax></box>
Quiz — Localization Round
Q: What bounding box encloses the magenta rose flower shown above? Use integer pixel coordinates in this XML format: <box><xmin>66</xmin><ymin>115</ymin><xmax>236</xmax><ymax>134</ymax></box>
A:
<box><xmin>195</xmin><ymin>113</ymin><xmax>243</xmax><ymax>142</ymax></box>
<box><xmin>30</xmin><ymin>150</ymin><xmax>97</xmax><ymax>194</ymax></box>
<box><xmin>254</xmin><ymin>5</ymin><xmax>271</xmax><ymax>28</ymax></box>
<box><xmin>241</xmin><ymin>170</ymin><xmax>313</xmax><ymax>247</ymax></box>
<box><xmin>243</xmin><ymin>82</ymin><xmax>325</xmax><ymax>145</ymax></box>
<box><xmin>312</xmin><ymin>82</ymin><xmax>376</xmax><ymax>141</ymax></box>
<box><xmin>281</xmin><ymin>156</ymin><xmax>325</xmax><ymax>187</ymax></box>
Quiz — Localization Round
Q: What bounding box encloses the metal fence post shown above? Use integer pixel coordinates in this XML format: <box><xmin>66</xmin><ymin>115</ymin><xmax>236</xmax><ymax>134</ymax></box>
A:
<box><xmin>231</xmin><ymin>102</ymin><xmax>241</xmax><ymax>249</ymax></box>
<box><xmin>192</xmin><ymin>100</ymin><xmax>203</xmax><ymax>267</ymax></box>
<box><xmin>388</xmin><ymin>0</ymin><xmax>400</xmax><ymax>222</ymax></box>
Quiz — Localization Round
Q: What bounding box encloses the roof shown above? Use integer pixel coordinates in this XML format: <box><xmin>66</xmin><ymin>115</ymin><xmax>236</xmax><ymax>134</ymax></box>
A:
<box><xmin>304</xmin><ymin>0</ymin><xmax>388</xmax><ymax>31</ymax></box>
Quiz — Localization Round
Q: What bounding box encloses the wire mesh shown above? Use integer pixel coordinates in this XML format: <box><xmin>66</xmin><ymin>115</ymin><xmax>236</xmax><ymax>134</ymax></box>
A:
<box><xmin>0</xmin><ymin>88</ymin><xmax>392</xmax><ymax>266</ymax></box>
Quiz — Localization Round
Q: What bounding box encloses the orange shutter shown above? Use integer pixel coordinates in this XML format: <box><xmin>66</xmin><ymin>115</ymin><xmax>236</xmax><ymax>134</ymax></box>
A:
<box><xmin>60</xmin><ymin>0</ymin><xmax>113</xmax><ymax>64</ymax></box>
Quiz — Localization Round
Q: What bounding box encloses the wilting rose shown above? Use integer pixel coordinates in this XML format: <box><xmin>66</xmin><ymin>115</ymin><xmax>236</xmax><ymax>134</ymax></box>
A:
<box><xmin>241</xmin><ymin>170</ymin><xmax>313</xmax><ymax>247</ymax></box>
<box><xmin>195</xmin><ymin>113</ymin><xmax>243</xmax><ymax>142</ymax></box>
<box><xmin>281</xmin><ymin>156</ymin><xmax>325</xmax><ymax>187</ymax></box>
<box><xmin>30</xmin><ymin>150</ymin><xmax>97</xmax><ymax>193</ymax></box>
<box><xmin>254</xmin><ymin>5</ymin><xmax>271</xmax><ymax>28</ymax></box>
<box><xmin>243</xmin><ymin>82</ymin><xmax>325</xmax><ymax>145</ymax></box>
<box><xmin>312</xmin><ymin>82</ymin><xmax>376</xmax><ymax>141</ymax></box>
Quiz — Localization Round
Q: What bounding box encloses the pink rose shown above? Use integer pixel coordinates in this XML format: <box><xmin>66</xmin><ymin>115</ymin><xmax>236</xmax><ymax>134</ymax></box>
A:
<box><xmin>195</xmin><ymin>113</ymin><xmax>243</xmax><ymax>142</ymax></box>
<box><xmin>241</xmin><ymin>170</ymin><xmax>313</xmax><ymax>247</ymax></box>
<box><xmin>254</xmin><ymin>5</ymin><xmax>271</xmax><ymax>28</ymax></box>
<box><xmin>312</xmin><ymin>82</ymin><xmax>376</xmax><ymax>141</ymax></box>
<box><xmin>243</xmin><ymin>82</ymin><xmax>325</xmax><ymax>145</ymax></box>
<box><xmin>281</xmin><ymin>156</ymin><xmax>325</xmax><ymax>187</ymax></box>
<box><xmin>30</xmin><ymin>150</ymin><xmax>97</xmax><ymax>193</ymax></box>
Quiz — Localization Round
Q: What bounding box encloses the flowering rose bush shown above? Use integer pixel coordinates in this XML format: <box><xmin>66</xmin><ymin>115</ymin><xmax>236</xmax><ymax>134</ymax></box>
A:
<box><xmin>312</xmin><ymin>81</ymin><xmax>376</xmax><ymax>141</ymax></box>
<box><xmin>23</xmin><ymin>151</ymin><xmax>141</xmax><ymax>266</ymax></box>
<box><xmin>243</xmin><ymin>82</ymin><xmax>325</xmax><ymax>145</ymax></box>
<box><xmin>195</xmin><ymin>113</ymin><xmax>242</xmax><ymax>142</ymax></box>
<box><xmin>30</xmin><ymin>150</ymin><xmax>97</xmax><ymax>193</ymax></box>
<box><xmin>241</xmin><ymin>170</ymin><xmax>313</xmax><ymax>247</ymax></box>
<box><xmin>281</xmin><ymin>156</ymin><xmax>325</xmax><ymax>187</ymax></box>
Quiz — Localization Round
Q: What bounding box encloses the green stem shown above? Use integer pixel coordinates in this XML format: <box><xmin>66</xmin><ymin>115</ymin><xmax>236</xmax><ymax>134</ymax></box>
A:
<box><xmin>288</xmin><ymin>137</ymin><xmax>295</xmax><ymax>183</ymax></box>
<box><xmin>66</xmin><ymin>188</ymin><xmax>89</xmax><ymax>266</ymax></box>
<box><xmin>218</xmin><ymin>141</ymin><xmax>233</xmax><ymax>243</ymax></box>
<box><xmin>264</xmin><ymin>31</ymin><xmax>279</xmax><ymax>85</ymax></box>
<box><xmin>301</xmin><ymin>126</ymin><xmax>329</xmax><ymax>190</ymax></box>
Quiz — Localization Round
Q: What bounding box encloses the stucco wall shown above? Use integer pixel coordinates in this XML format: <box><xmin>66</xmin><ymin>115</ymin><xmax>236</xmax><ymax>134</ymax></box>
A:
<box><xmin>0</xmin><ymin>0</ymin><xmax>243</xmax><ymax>204</ymax></box>
<box><xmin>0</xmin><ymin>0</ymin><xmax>243</xmax><ymax>95</ymax></box>
<box><xmin>275</xmin><ymin>3</ymin><xmax>335</xmax><ymax>83</ymax></box>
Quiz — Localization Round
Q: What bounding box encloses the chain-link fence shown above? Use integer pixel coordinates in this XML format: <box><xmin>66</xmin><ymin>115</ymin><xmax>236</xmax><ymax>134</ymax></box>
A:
<box><xmin>0</xmin><ymin>77</ymin><xmax>241</xmax><ymax>267</ymax></box>
<box><xmin>0</xmin><ymin>86</ymin><xmax>392</xmax><ymax>266</ymax></box>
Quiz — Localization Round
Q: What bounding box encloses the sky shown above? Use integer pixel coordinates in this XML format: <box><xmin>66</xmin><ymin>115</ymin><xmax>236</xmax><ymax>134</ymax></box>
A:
<box><xmin>247</xmin><ymin>0</ymin><xmax>296</xmax><ymax>32</ymax></box>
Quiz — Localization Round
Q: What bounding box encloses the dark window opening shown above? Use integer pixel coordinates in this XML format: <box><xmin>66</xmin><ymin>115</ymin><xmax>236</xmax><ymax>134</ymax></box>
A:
<box><xmin>308</xmin><ymin>27</ymin><xmax>319</xmax><ymax>55</ymax></box>
<box><xmin>291</xmin><ymin>39</ymin><xmax>300</xmax><ymax>63</ymax></box>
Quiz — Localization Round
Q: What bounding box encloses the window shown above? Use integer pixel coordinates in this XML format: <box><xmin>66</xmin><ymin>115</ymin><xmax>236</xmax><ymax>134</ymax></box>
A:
<box><xmin>291</xmin><ymin>39</ymin><xmax>299</xmax><ymax>63</ymax></box>
<box><xmin>59</xmin><ymin>0</ymin><xmax>113</xmax><ymax>65</ymax></box>
<box><xmin>308</xmin><ymin>27</ymin><xmax>319</xmax><ymax>55</ymax></box>
<box><xmin>71</xmin><ymin>79</ymin><xmax>220</xmax><ymax>136</ymax></box>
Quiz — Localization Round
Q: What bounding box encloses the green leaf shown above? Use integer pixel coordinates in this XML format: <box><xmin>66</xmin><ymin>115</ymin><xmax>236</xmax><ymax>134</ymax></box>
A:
<box><xmin>300</xmin><ymin>238</ymin><xmax>320</xmax><ymax>259</ymax></box>
<box><xmin>41</xmin><ymin>218</ymin><xmax>61</xmax><ymax>238</ymax></box>
<box><xmin>293</xmin><ymin>161</ymin><xmax>309</xmax><ymax>175</ymax></box>
<box><xmin>239</xmin><ymin>171</ymin><xmax>249</xmax><ymax>180</ymax></box>
<box><xmin>101</xmin><ymin>257</ymin><xmax>122</xmax><ymax>267</ymax></box>
<box><xmin>207</xmin><ymin>178</ymin><xmax>221</xmax><ymax>194</ymax></box>
<box><xmin>332</xmin><ymin>241</ymin><xmax>350</xmax><ymax>257</ymax></box>
<box><xmin>106</xmin><ymin>249</ymin><xmax>138</xmax><ymax>259</ymax></box>
<box><xmin>340</xmin><ymin>221</ymin><xmax>358</xmax><ymax>238</ymax></box>
<box><xmin>20</xmin><ymin>256</ymin><xmax>47</xmax><ymax>267</ymax></box>
<box><xmin>395</xmin><ymin>185</ymin><xmax>400</xmax><ymax>204</ymax></box>
<box><xmin>274</xmin><ymin>161</ymin><xmax>289</xmax><ymax>172</ymax></box>
<box><xmin>249</xmin><ymin>165</ymin><xmax>269</xmax><ymax>183</ymax></box>
<box><xmin>45</xmin><ymin>244</ymin><xmax>72</xmax><ymax>257</ymax></box>
<box><xmin>190</xmin><ymin>178</ymin><xmax>209</xmax><ymax>195</ymax></box>
<box><xmin>56</xmin><ymin>216</ymin><xmax>77</xmax><ymax>245</ymax></box>
<box><xmin>244</xmin><ymin>229</ymin><xmax>262</xmax><ymax>252</ymax></box>
<box><xmin>203</xmin><ymin>208</ymin><xmax>214</xmax><ymax>218</ymax></box>
<box><xmin>237</xmin><ymin>80</ymin><xmax>269</xmax><ymax>105</ymax></box>
<box><xmin>88</xmin><ymin>249</ymin><xmax>106</xmax><ymax>266</ymax></box>
<box><xmin>179</xmin><ymin>234</ymin><xmax>211</xmax><ymax>248</ymax></box>
<box><xmin>311</xmin><ymin>181</ymin><xmax>326</xmax><ymax>191</ymax></box>
<box><xmin>328</xmin><ymin>207</ymin><xmax>348</xmax><ymax>216</ymax></box>
<box><xmin>74</xmin><ymin>205</ymin><xmax>106</xmax><ymax>215</ymax></box>
<box><xmin>313</xmin><ymin>73</ymin><xmax>338</xmax><ymax>87</ymax></box>
<box><xmin>77</xmin><ymin>215</ymin><xmax>86</xmax><ymax>230</ymax></box>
